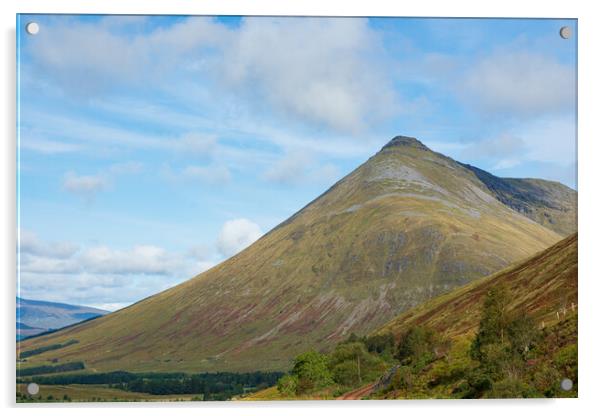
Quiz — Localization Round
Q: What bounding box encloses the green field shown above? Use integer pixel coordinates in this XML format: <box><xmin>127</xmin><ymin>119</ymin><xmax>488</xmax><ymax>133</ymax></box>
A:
<box><xmin>16</xmin><ymin>384</ymin><xmax>197</xmax><ymax>402</ymax></box>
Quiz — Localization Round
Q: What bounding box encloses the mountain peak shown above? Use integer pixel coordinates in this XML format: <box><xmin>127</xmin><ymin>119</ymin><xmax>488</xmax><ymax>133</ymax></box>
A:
<box><xmin>381</xmin><ymin>135</ymin><xmax>430</xmax><ymax>152</ymax></box>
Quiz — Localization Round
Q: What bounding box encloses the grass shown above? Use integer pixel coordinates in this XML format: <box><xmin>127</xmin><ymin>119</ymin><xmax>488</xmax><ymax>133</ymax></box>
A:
<box><xmin>16</xmin><ymin>384</ymin><xmax>197</xmax><ymax>402</ymax></box>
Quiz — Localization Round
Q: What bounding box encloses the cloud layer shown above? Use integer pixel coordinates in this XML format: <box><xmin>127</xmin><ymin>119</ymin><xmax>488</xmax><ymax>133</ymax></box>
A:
<box><xmin>18</xmin><ymin>229</ymin><xmax>218</xmax><ymax>310</ymax></box>
<box><xmin>26</xmin><ymin>17</ymin><xmax>399</xmax><ymax>135</ymax></box>
<box><xmin>461</xmin><ymin>51</ymin><xmax>575</xmax><ymax>118</ymax></box>
<box><xmin>18</xmin><ymin>220</ymin><xmax>265</xmax><ymax>310</ymax></box>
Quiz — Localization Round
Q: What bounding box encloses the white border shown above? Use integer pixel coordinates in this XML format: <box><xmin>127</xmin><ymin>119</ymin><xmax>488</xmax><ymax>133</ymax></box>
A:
<box><xmin>2</xmin><ymin>1</ymin><xmax>601</xmax><ymax>415</ymax></box>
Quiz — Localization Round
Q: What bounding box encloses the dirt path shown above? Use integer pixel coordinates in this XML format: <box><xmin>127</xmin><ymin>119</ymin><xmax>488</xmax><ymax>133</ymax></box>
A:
<box><xmin>336</xmin><ymin>383</ymin><xmax>375</xmax><ymax>400</ymax></box>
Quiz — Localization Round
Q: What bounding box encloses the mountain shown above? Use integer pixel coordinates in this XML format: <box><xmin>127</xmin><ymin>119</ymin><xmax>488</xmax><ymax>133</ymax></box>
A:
<box><xmin>16</xmin><ymin>297</ymin><xmax>108</xmax><ymax>340</ymax></box>
<box><xmin>247</xmin><ymin>233</ymin><xmax>578</xmax><ymax>400</ymax></box>
<box><xmin>375</xmin><ymin>232</ymin><xmax>577</xmax><ymax>341</ymax></box>
<box><xmin>17</xmin><ymin>136</ymin><xmax>572</xmax><ymax>373</ymax></box>
<box><xmin>16</xmin><ymin>322</ymin><xmax>45</xmax><ymax>341</ymax></box>
<box><xmin>460</xmin><ymin>163</ymin><xmax>577</xmax><ymax>237</ymax></box>
<box><xmin>370</xmin><ymin>233</ymin><xmax>577</xmax><ymax>399</ymax></box>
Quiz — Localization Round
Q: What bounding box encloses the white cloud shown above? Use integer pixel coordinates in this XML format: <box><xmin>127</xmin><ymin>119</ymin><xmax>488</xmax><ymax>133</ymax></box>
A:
<box><xmin>17</xmin><ymin>229</ymin><xmax>227</xmax><ymax>310</ymax></box>
<box><xmin>183</xmin><ymin>164</ymin><xmax>232</xmax><ymax>185</ymax></box>
<box><xmin>263</xmin><ymin>152</ymin><xmax>311</xmax><ymax>185</ymax></box>
<box><xmin>263</xmin><ymin>151</ymin><xmax>342</xmax><ymax>186</ymax></box>
<box><xmin>175</xmin><ymin>133</ymin><xmax>218</xmax><ymax>157</ymax></box>
<box><xmin>19</xmin><ymin>229</ymin><xmax>79</xmax><ymax>259</ymax></box>
<box><xmin>463</xmin><ymin>134</ymin><xmax>526</xmax><ymax>160</ymax></box>
<box><xmin>455</xmin><ymin>116</ymin><xmax>576</xmax><ymax>184</ymax></box>
<box><xmin>62</xmin><ymin>161</ymin><xmax>143</xmax><ymax>200</ymax></box>
<box><xmin>108</xmin><ymin>161</ymin><xmax>143</xmax><ymax>175</ymax></box>
<box><xmin>461</xmin><ymin>51</ymin><xmax>575</xmax><ymax>117</ymax></box>
<box><xmin>27</xmin><ymin>16</ymin><xmax>229</xmax><ymax>96</ymax></box>
<box><xmin>216</xmin><ymin>218</ymin><xmax>263</xmax><ymax>258</ymax></box>
<box><xmin>20</xmin><ymin>137</ymin><xmax>81</xmax><ymax>154</ymax></box>
<box><xmin>78</xmin><ymin>245</ymin><xmax>181</xmax><ymax>275</ymax></box>
<box><xmin>492</xmin><ymin>158</ymin><xmax>521</xmax><ymax>170</ymax></box>
<box><xmin>187</xmin><ymin>244</ymin><xmax>212</xmax><ymax>261</ymax></box>
<box><xmin>19</xmin><ymin>241</ymin><xmax>188</xmax><ymax>277</ymax></box>
<box><xmin>518</xmin><ymin>115</ymin><xmax>576</xmax><ymax>166</ymax></box>
<box><xmin>216</xmin><ymin>18</ymin><xmax>398</xmax><ymax>133</ymax></box>
<box><xmin>309</xmin><ymin>163</ymin><xmax>341</xmax><ymax>184</ymax></box>
<box><xmin>62</xmin><ymin>171</ymin><xmax>108</xmax><ymax>199</ymax></box>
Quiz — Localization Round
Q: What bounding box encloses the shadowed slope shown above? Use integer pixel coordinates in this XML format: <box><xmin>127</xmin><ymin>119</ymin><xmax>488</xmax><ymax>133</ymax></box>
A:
<box><xmin>461</xmin><ymin>163</ymin><xmax>577</xmax><ymax>236</ymax></box>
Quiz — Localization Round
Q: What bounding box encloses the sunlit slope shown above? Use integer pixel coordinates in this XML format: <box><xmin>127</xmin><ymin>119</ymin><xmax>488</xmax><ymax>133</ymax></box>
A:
<box><xmin>18</xmin><ymin>136</ymin><xmax>564</xmax><ymax>373</ymax></box>
<box><xmin>375</xmin><ymin>233</ymin><xmax>577</xmax><ymax>340</ymax></box>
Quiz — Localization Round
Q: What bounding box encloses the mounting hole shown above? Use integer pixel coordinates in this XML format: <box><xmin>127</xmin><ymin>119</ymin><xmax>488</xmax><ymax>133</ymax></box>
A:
<box><xmin>560</xmin><ymin>378</ymin><xmax>573</xmax><ymax>391</ymax></box>
<box><xmin>559</xmin><ymin>26</ymin><xmax>571</xmax><ymax>39</ymax></box>
<box><xmin>26</xmin><ymin>382</ymin><xmax>39</xmax><ymax>395</ymax></box>
<box><xmin>25</xmin><ymin>22</ymin><xmax>39</xmax><ymax>35</ymax></box>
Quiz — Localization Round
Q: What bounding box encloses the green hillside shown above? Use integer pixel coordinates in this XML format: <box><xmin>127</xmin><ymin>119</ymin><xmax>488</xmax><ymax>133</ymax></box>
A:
<box><xmin>249</xmin><ymin>233</ymin><xmax>577</xmax><ymax>400</ymax></box>
<box><xmin>376</xmin><ymin>233</ymin><xmax>577</xmax><ymax>341</ymax></box>
<box><xmin>17</xmin><ymin>136</ymin><xmax>567</xmax><ymax>374</ymax></box>
<box><xmin>372</xmin><ymin>233</ymin><xmax>577</xmax><ymax>399</ymax></box>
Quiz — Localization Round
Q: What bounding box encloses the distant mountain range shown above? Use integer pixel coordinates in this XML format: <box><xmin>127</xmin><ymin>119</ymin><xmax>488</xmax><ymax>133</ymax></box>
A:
<box><xmin>17</xmin><ymin>135</ymin><xmax>576</xmax><ymax>373</ymax></box>
<box><xmin>16</xmin><ymin>297</ymin><xmax>108</xmax><ymax>340</ymax></box>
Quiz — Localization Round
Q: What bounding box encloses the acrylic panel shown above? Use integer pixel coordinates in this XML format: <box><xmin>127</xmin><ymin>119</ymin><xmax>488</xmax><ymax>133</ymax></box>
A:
<box><xmin>16</xmin><ymin>14</ymin><xmax>577</xmax><ymax>402</ymax></box>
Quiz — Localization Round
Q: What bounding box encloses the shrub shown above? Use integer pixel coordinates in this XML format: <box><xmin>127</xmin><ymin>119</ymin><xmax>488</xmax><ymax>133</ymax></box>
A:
<box><xmin>389</xmin><ymin>365</ymin><xmax>414</xmax><ymax>391</ymax></box>
<box><xmin>485</xmin><ymin>378</ymin><xmax>538</xmax><ymax>399</ymax></box>
<box><xmin>553</xmin><ymin>344</ymin><xmax>577</xmax><ymax>382</ymax></box>
<box><xmin>276</xmin><ymin>374</ymin><xmax>298</xmax><ymax>396</ymax></box>
<box><xmin>459</xmin><ymin>368</ymin><xmax>494</xmax><ymax>399</ymax></box>
<box><xmin>531</xmin><ymin>363</ymin><xmax>561</xmax><ymax>397</ymax></box>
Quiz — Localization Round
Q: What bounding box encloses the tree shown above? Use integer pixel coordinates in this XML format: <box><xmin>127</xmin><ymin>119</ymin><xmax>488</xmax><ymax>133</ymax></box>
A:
<box><xmin>508</xmin><ymin>313</ymin><xmax>540</xmax><ymax>359</ymax></box>
<box><xmin>396</xmin><ymin>326</ymin><xmax>440</xmax><ymax>371</ymax></box>
<box><xmin>470</xmin><ymin>286</ymin><xmax>513</xmax><ymax>362</ymax></box>
<box><xmin>467</xmin><ymin>285</ymin><xmax>542</xmax><ymax>397</ymax></box>
<box><xmin>363</xmin><ymin>333</ymin><xmax>395</xmax><ymax>355</ymax></box>
<box><xmin>328</xmin><ymin>342</ymin><xmax>386</xmax><ymax>387</ymax></box>
<box><xmin>291</xmin><ymin>350</ymin><xmax>333</xmax><ymax>394</ymax></box>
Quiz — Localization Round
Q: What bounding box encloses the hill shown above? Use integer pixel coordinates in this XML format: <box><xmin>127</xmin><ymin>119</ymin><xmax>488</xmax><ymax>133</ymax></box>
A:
<box><xmin>246</xmin><ymin>233</ymin><xmax>577</xmax><ymax>400</ymax></box>
<box><xmin>17</xmin><ymin>298</ymin><xmax>108</xmax><ymax>340</ymax></box>
<box><xmin>375</xmin><ymin>233</ymin><xmax>577</xmax><ymax>341</ymax></box>
<box><xmin>460</xmin><ymin>164</ymin><xmax>577</xmax><ymax>236</ymax></box>
<box><xmin>17</xmin><ymin>136</ymin><xmax>569</xmax><ymax>373</ymax></box>
<box><xmin>370</xmin><ymin>233</ymin><xmax>577</xmax><ymax>399</ymax></box>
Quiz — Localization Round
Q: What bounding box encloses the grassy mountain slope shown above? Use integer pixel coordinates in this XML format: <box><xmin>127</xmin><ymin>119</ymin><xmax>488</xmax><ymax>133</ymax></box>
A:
<box><xmin>376</xmin><ymin>233</ymin><xmax>577</xmax><ymax>340</ymax></box>
<box><xmin>245</xmin><ymin>233</ymin><xmax>577</xmax><ymax>400</ymax></box>
<box><xmin>17</xmin><ymin>136</ymin><xmax>565</xmax><ymax>373</ymax></box>
<box><xmin>461</xmin><ymin>164</ymin><xmax>577</xmax><ymax>236</ymax></box>
<box><xmin>371</xmin><ymin>233</ymin><xmax>577</xmax><ymax>399</ymax></box>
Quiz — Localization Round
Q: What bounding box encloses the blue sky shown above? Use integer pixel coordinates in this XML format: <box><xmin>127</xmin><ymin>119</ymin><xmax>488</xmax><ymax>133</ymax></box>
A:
<box><xmin>17</xmin><ymin>15</ymin><xmax>577</xmax><ymax>310</ymax></box>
